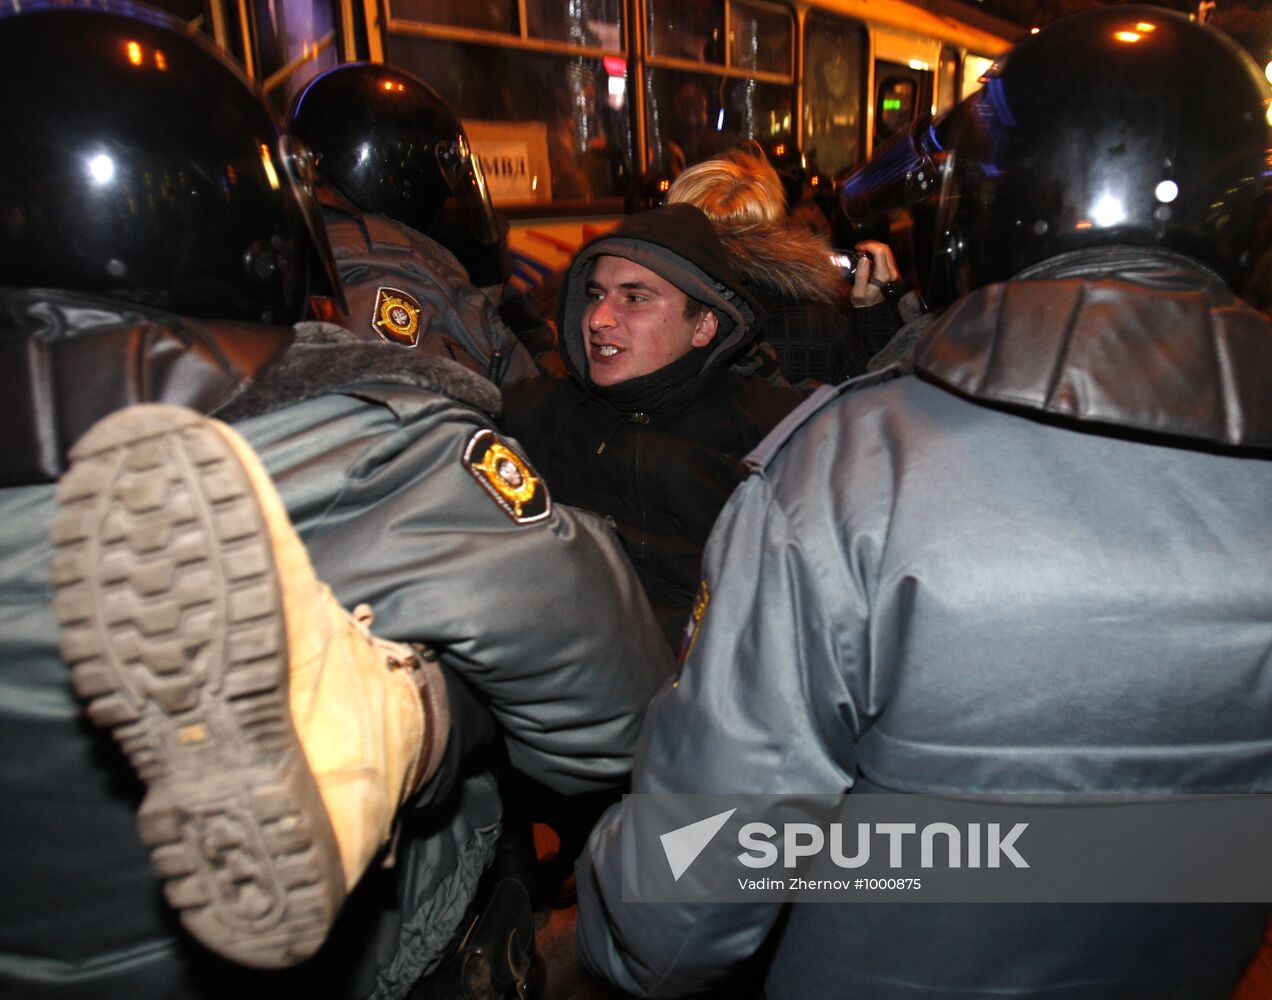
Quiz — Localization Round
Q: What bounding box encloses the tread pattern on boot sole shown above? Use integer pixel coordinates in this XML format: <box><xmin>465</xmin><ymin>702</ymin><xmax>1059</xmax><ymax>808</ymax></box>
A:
<box><xmin>50</xmin><ymin>405</ymin><xmax>343</xmax><ymax>970</ymax></box>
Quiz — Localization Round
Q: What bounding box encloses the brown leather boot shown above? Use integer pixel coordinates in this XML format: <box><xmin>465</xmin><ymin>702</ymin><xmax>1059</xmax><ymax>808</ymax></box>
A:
<box><xmin>51</xmin><ymin>404</ymin><xmax>448</xmax><ymax>969</ymax></box>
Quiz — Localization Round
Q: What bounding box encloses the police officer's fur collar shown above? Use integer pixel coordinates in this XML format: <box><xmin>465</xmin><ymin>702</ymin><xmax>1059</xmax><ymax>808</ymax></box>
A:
<box><xmin>218</xmin><ymin>322</ymin><xmax>503</xmax><ymax>422</ymax></box>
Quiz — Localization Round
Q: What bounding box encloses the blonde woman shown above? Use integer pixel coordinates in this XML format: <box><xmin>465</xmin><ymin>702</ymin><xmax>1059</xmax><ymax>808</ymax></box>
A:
<box><xmin>668</xmin><ymin>146</ymin><xmax>900</xmax><ymax>385</ymax></box>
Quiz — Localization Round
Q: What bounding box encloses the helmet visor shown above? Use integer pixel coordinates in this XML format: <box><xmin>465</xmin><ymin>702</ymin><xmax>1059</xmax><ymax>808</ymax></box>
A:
<box><xmin>435</xmin><ymin>133</ymin><xmax>501</xmax><ymax>247</ymax></box>
<box><xmin>279</xmin><ymin>133</ymin><xmax>348</xmax><ymax>315</ymax></box>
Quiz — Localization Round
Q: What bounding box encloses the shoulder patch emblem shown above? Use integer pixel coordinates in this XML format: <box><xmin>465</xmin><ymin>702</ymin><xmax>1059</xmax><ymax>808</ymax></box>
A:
<box><xmin>371</xmin><ymin>286</ymin><xmax>422</xmax><ymax>347</ymax></box>
<box><xmin>463</xmin><ymin>429</ymin><xmax>551</xmax><ymax>524</ymax></box>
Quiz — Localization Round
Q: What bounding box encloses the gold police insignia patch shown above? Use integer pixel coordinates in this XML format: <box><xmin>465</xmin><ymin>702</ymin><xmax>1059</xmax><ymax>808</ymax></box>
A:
<box><xmin>676</xmin><ymin>579</ymin><xmax>711</xmax><ymax>671</ymax></box>
<box><xmin>463</xmin><ymin>429</ymin><xmax>551</xmax><ymax>524</ymax></box>
<box><xmin>371</xmin><ymin>286</ymin><xmax>422</xmax><ymax>347</ymax></box>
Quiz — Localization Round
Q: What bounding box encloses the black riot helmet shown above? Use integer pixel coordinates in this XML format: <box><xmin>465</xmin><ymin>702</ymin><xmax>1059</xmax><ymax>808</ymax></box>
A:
<box><xmin>0</xmin><ymin>0</ymin><xmax>343</xmax><ymax>324</ymax></box>
<box><xmin>287</xmin><ymin>63</ymin><xmax>500</xmax><ymax>249</ymax></box>
<box><xmin>844</xmin><ymin>6</ymin><xmax>1271</xmax><ymax>304</ymax></box>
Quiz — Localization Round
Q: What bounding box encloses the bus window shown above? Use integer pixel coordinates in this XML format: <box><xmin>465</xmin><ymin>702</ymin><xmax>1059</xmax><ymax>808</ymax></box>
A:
<box><xmin>386</xmin><ymin>36</ymin><xmax>632</xmax><ymax>207</ymax></box>
<box><xmin>253</xmin><ymin>0</ymin><xmax>337</xmax><ymax>113</ymax></box>
<box><xmin>937</xmin><ymin>44</ymin><xmax>959</xmax><ymax>116</ymax></box>
<box><xmin>383</xmin><ymin>0</ymin><xmax>630</xmax><ymax>210</ymax></box>
<box><xmin>644</xmin><ymin>0</ymin><xmax>793</xmax><ymax>174</ymax></box>
<box><xmin>394</xmin><ymin>0</ymin><xmax>517</xmax><ymax>33</ymax></box>
<box><xmin>730</xmin><ymin>1</ymin><xmax>791</xmax><ymax>75</ymax></box>
<box><xmin>647</xmin><ymin>0</ymin><xmax>724</xmax><ymax>64</ymax></box>
<box><xmin>525</xmin><ymin>0</ymin><xmax>623</xmax><ymax>46</ymax></box>
<box><xmin>645</xmin><ymin>68</ymin><xmax>791</xmax><ymax>173</ymax></box>
<box><xmin>143</xmin><ymin>0</ymin><xmax>214</xmax><ymax>35</ymax></box>
<box><xmin>802</xmin><ymin>11</ymin><xmax>866</xmax><ymax>179</ymax></box>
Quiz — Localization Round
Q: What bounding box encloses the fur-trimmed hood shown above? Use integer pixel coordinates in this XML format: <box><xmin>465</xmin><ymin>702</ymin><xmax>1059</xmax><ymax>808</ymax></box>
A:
<box><xmin>712</xmin><ymin>221</ymin><xmax>846</xmax><ymax>306</ymax></box>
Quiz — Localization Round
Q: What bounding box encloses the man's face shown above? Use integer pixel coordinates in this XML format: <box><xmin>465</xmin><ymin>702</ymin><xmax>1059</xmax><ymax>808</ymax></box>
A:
<box><xmin>583</xmin><ymin>255</ymin><xmax>718</xmax><ymax>387</ymax></box>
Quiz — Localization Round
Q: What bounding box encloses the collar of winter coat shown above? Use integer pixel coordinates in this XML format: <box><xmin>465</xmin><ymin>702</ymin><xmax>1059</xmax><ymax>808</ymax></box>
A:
<box><xmin>0</xmin><ymin>287</ymin><xmax>499</xmax><ymax>487</ymax></box>
<box><xmin>912</xmin><ymin>247</ymin><xmax>1272</xmax><ymax>450</ymax></box>
<box><xmin>557</xmin><ymin>203</ymin><xmax>758</xmax><ymax>408</ymax></box>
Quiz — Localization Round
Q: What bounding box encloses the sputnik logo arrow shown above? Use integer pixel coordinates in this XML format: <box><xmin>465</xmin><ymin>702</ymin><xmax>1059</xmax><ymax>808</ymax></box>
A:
<box><xmin>659</xmin><ymin>808</ymin><xmax>737</xmax><ymax>881</ymax></box>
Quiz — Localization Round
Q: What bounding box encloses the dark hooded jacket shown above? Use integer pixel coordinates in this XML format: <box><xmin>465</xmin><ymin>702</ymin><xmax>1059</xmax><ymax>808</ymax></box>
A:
<box><xmin>502</xmin><ymin>204</ymin><xmax>802</xmax><ymax>650</ymax></box>
<box><xmin>713</xmin><ymin>219</ymin><xmax>885</xmax><ymax>386</ymax></box>
<box><xmin>578</xmin><ymin>248</ymin><xmax>1272</xmax><ymax>998</ymax></box>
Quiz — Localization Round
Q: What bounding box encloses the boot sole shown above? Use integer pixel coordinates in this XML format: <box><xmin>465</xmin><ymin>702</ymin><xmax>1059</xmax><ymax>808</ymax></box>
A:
<box><xmin>51</xmin><ymin>405</ymin><xmax>344</xmax><ymax>969</ymax></box>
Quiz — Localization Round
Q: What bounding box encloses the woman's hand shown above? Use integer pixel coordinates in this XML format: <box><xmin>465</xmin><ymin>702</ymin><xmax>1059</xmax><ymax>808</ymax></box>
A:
<box><xmin>850</xmin><ymin>240</ymin><xmax>902</xmax><ymax>307</ymax></box>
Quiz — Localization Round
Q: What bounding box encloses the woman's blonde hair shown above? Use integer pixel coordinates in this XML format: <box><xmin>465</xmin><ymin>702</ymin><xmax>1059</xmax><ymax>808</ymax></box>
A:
<box><xmin>666</xmin><ymin>147</ymin><xmax>786</xmax><ymax>226</ymax></box>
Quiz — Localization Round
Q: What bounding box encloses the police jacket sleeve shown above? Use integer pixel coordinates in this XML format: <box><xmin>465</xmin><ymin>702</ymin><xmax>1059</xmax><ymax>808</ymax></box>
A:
<box><xmin>240</xmin><ymin>390</ymin><xmax>675</xmax><ymax>797</ymax></box>
<box><xmin>575</xmin><ymin>468</ymin><xmax>866</xmax><ymax>995</ymax></box>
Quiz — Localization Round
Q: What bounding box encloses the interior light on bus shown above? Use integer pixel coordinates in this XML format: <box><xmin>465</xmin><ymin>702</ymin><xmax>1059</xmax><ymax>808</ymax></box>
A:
<box><xmin>154</xmin><ymin>50</ymin><xmax>167</xmax><ymax>71</ymax></box>
<box><xmin>127</xmin><ymin>41</ymin><xmax>143</xmax><ymax>65</ymax></box>
<box><xmin>773</xmin><ymin>143</ymin><xmax>786</xmax><ymax>157</ymax></box>
<box><xmin>716</xmin><ymin>109</ymin><xmax>725</xmax><ymax>131</ymax></box>
<box><xmin>1135</xmin><ymin>22</ymin><xmax>1157</xmax><ymax>33</ymax></box>
<box><xmin>908</xmin><ymin>60</ymin><xmax>929</xmax><ymax>71</ymax></box>
<box><xmin>1113</xmin><ymin>31</ymin><xmax>1143</xmax><ymax>44</ymax></box>
<box><xmin>259</xmin><ymin>144</ymin><xmax>280</xmax><ymax>190</ymax></box>
<box><xmin>1264</xmin><ymin>59</ymin><xmax>1271</xmax><ymax>85</ymax></box>
<box><xmin>658</xmin><ymin>179</ymin><xmax>670</xmax><ymax>192</ymax></box>
<box><xmin>1154</xmin><ymin>180</ymin><xmax>1178</xmax><ymax>203</ymax></box>
<box><xmin>1029</xmin><ymin>27</ymin><xmax>1040</xmax><ymax>35</ymax></box>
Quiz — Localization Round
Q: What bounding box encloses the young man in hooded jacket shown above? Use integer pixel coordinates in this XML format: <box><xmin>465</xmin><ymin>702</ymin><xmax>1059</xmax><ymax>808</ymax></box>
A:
<box><xmin>502</xmin><ymin>203</ymin><xmax>803</xmax><ymax>653</ymax></box>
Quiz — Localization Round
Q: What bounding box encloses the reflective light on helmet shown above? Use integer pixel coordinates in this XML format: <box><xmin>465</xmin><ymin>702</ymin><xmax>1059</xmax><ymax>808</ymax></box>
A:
<box><xmin>259</xmin><ymin>144</ymin><xmax>281</xmax><ymax>190</ymax></box>
<box><xmin>127</xmin><ymin>40</ymin><xmax>142</xmax><ymax>65</ymax></box>
<box><xmin>1135</xmin><ymin>22</ymin><xmax>1157</xmax><ymax>33</ymax></box>
<box><xmin>1114</xmin><ymin>30</ymin><xmax>1143</xmax><ymax>44</ymax></box>
<box><xmin>1091</xmin><ymin>193</ymin><xmax>1126</xmax><ymax>227</ymax></box>
<box><xmin>87</xmin><ymin>153</ymin><xmax>115</xmax><ymax>185</ymax></box>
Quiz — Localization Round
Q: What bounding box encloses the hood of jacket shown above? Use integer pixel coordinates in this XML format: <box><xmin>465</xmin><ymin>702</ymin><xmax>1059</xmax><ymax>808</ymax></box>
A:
<box><xmin>557</xmin><ymin>203</ymin><xmax>757</xmax><ymax>396</ymax></box>
<box><xmin>912</xmin><ymin>247</ymin><xmax>1272</xmax><ymax>450</ymax></box>
<box><xmin>714</xmin><ymin>220</ymin><xmax>845</xmax><ymax>306</ymax></box>
<box><xmin>0</xmin><ymin>287</ymin><xmax>500</xmax><ymax>487</ymax></box>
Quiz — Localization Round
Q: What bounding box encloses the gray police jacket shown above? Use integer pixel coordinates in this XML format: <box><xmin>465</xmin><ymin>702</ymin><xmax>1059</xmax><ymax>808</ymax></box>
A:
<box><xmin>575</xmin><ymin>250</ymin><xmax>1272</xmax><ymax>999</ymax></box>
<box><xmin>319</xmin><ymin>196</ymin><xmax>539</xmax><ymax>386</ymax></box>
<box><xmin>0</xmin><ymin>304</ymin><xmax>672</xmax><ymax>999</ymax></box>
